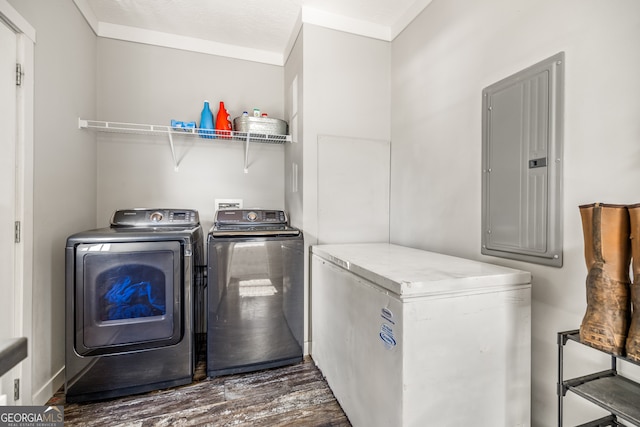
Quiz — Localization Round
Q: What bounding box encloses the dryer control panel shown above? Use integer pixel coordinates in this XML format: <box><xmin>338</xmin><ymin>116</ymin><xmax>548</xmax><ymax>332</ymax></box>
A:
<box><xmin>111</xmin><ymin>208</ymin><xmax>200</xmax><ymax>227</ymax></box>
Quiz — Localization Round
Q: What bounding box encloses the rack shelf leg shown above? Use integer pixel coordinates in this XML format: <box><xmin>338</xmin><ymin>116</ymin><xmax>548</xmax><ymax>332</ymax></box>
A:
<box><xmin>558</xmin><ymin>331</ymin><xmax>565</xmax><ymax>427</ymax></box>
<box><xmin>168</xmin><ymin>132</ymin><xmax>179</xmax><ymax>171</ymax></box>
<box><xmin>244</xmin><ymin>134</ymin><xmax>250</xmax><ymax>173</ymax></box>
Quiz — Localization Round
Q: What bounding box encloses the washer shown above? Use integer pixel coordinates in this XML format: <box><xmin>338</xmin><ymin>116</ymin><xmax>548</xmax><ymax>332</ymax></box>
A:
<box><xmin>207</xmin><ymin>209</ymin><xmax>304</xmax><ymax>377</ymax></box>
<box><xmin>65</xmin><ymin>208</ymin><xmax>204</xmax><ymax>403</ymax></box>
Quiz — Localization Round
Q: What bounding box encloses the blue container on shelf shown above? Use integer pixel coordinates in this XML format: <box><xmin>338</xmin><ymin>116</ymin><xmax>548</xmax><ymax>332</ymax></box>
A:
<box><xmin>171</xmin><ymin>119</ymin><xmax>196</xmax><ymax>130</ymax></box>
<box><xmin>199</xmin><ymin>100</ymin><xmax>215</xmax><ymax>139</ymax></box>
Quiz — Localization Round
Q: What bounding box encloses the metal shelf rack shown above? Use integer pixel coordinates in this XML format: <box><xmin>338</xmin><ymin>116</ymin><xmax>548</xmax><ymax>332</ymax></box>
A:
<box><xmin>78</xmin><ymin>118</ymin><xmax>290</xmax><ymax>172</ymax></box>
<box><xmin>558</xmin><ymin>329</ymin><xmax>640</xmax><ymax>427</ymax></box>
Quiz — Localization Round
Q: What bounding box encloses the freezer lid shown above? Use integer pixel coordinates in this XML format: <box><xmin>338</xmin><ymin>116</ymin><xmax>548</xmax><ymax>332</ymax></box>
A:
<box><xmin>311</xmin><ymin>243</ymin><xmax>531</xmax><ymax>298</ymax></box>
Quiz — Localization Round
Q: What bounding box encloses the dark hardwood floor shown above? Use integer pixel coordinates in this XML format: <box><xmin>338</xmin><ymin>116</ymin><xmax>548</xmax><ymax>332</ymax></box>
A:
<box><xmin>47</xmin><ymin>356</ymin><xmax>351</xmax><ymax>426</ymax></box>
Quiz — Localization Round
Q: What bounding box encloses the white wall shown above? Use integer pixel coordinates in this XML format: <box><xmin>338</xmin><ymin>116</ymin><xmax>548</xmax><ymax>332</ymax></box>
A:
<box><xmin>285</xmin><ymin>24</ymin><xmax>391</xmax><ymax>353</ymax></box>
<box><xmin>390</xmin><ymin>0</ymin><xmax>640</xmax><ymax>425</ymax></box>
<box><xmin>284</xmin><ymin>29</ymin><xmax>303</xmax><ymax>230</ymax></box>
<box><xmin>96</xmin><ymin>38</ymin><xmax>286</xmax><ymax>231</ymax></box>
<box><xmin>301</xmin><ymin>24</ymin><xmax>391</xmax><ymax>246</ymax></box>
<box><xmin>7</xmin><ymin>0</ymin><xmax>97</xmax><ymax>405</ymax></box>
<box><xmin>316</xmin><ymin>135</ymin><xmax>390</xmax><ymax>244</ymax></box>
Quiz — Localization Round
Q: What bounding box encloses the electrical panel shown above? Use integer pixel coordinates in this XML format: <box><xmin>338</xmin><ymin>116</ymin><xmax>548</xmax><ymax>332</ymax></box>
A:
<box><xmin>481</xmin><ymin>52</ymin><xmax>564</xmax><ymax>267</ymax></box>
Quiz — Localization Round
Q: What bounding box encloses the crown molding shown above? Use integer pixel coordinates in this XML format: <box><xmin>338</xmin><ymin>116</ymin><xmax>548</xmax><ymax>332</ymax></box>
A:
<box><xmin>72</xmin><ymin>0</ymin><xmax>434</xmax><ymax>66</ymax></box>
<box><xmin>0</xmin><ymin>0</ymin><xmax>36</xmax><ymax>42</ymax></box>
<box><xmin>301</xmin><ymin>6</ymin><xmax>391</xmax><ymax>41</ymax></box>
<box><xmin>282</xmin><ymin>9</ymin><xmax>303</xmax><ymax>65</ymax></box>
<box><xmin>98</xmin><ymin>22</ymin><xmax>283</xmax><ymax>65</ymax></box>
<box><xmin>72</xmin><ymin>0</ymin><xmax>283</xmax><ymax>65</ymax></box>
<box><xmin>73</xmin><ymin>0</ymin><xmax>98</xmax><ymax>36</ymax></box>
<box><xmin>391</xmin><ymin>0</ymin><xmax>434</xmax><ymax>39</ymax></box>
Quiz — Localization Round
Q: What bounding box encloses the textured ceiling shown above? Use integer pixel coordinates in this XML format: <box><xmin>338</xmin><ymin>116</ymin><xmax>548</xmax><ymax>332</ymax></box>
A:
<box><xmin>78</xmin><ymin>0</ymin><xmax>431</xmax><ymax>64</ymax></box>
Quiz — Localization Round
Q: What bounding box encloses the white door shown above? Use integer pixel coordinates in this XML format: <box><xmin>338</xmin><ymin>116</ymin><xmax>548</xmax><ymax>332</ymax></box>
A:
<box><xmin>0</xmin><ymin>18</ymin><xmax>18</xmax><ymax>400</ymax></box>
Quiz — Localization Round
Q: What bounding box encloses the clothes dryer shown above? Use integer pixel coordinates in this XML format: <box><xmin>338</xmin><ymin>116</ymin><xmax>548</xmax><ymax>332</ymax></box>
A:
<box><xmin>65</xmin><ymin>208</ymin><xmax>204</xmax><ymax>403</ymax></box>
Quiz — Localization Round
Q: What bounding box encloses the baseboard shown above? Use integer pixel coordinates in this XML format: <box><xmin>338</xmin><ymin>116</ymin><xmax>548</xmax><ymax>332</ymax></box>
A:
<box><xmin>32</xmin><ymin>366</ymin><xmax>64</xmax><ymax>405</ymax></box>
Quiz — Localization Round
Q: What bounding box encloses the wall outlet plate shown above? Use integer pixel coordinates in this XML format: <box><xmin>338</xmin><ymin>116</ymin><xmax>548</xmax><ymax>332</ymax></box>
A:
<box><xmin>215</xmin><ymin>199</ymin><xmax>243</xmax><ymax>211</ymax></box>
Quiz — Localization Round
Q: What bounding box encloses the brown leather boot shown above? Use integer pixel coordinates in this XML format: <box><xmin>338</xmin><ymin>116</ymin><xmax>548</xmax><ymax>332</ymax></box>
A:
<box><xmin>626</xmin><ymin>203</ymin><xmax>640</xmax><ymax>361</ymax></box>
<box><xmin>579</xmin><ymin>203</ymin><xmax>631</xmax><ymax>355</ymax></box>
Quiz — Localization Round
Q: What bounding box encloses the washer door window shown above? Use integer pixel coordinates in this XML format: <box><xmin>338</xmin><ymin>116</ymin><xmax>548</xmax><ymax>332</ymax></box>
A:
<box><xmin>75</xmin><ymin>241</ymin><xmax>182</xmax><ymax>356</ymax></box>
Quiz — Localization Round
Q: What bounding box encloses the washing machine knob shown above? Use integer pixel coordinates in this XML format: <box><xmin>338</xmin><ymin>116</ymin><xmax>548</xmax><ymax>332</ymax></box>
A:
<box><xmin>150</xmin><ymin>211</ymin><xmax>164</xmax><ymax>222</ymax></box>
<box><xmin>247</xmin><ymin>211</ymin><xmax>258</xmax><ymax>222</ymax></box>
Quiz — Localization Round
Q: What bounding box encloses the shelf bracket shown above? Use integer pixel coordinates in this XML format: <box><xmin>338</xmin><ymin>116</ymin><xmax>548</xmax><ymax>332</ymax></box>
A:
<box><xmin>167</xmin><ymin>132</ymin><xmax>179</xmax><ymax>171</ymax></box>
<box><xmin>243</xmin><ymin>133</ymin><xmax>250</xmax><ymax>173</ymax></box>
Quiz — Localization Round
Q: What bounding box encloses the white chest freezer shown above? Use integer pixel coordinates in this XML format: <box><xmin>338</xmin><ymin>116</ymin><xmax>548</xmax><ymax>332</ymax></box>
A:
<box><xmin>310</xmin><ymin>243</ymin><xmax>531</xmax><ymax>427</ymax></box>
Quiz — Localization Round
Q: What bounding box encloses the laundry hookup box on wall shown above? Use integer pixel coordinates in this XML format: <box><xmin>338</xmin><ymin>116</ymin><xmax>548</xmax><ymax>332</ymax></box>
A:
<box><xmin>310</xmin><ymin>243</ymin><xmax>532</xmax><ymax>427</ymax></box>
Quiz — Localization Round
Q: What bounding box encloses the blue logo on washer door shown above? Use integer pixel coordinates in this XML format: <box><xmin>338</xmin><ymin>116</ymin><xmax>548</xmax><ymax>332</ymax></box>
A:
<box><xmin>379</xmin><ymin>324</ymin><xmax>397</xmax><ymax>349</ymax></box>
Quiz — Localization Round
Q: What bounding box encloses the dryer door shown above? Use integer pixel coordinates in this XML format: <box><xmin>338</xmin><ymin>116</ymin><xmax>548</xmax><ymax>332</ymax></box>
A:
<box><xmin>74</xmin><ymin>241</ymin><xmax>182</xmax><ymax>356</ymax></box>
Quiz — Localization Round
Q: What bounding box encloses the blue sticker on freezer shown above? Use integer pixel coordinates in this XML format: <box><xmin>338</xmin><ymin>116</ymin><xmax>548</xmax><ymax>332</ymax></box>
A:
<box><xmin>379</xmin><ymin>324</ymin><xmax>397</xmax><ymax>349</ymax></box>
<box><xmin>380</xmin><ymin>307</ymin><xmax>395</xmax><ymax>324</ymax></box>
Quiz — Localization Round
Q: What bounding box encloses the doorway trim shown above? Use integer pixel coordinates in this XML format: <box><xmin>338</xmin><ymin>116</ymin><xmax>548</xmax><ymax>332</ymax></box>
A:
<box><xmin>0</xmin><ymin>0</ymin><xmax>35</xmax><ymax>405</ymax></box>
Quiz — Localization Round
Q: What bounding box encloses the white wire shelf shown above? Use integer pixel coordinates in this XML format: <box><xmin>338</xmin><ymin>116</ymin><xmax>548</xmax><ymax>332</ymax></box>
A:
<box><xmin>78</xmin><ymin>118</ymin><xmax>290</xmax><ymax>172</ymax></box>
<box><xmin>78</xmin><ymin>119</ymin><xmax>290</xmax><ymax>144</ymax></box>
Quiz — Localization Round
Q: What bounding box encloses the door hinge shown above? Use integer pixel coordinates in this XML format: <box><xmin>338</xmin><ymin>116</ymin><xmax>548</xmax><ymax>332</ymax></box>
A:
<box><xmin>14</xmin><ymin>379</ymin><xmax>19</xmax><ymax>401</ymax></box>
<box><xmin>14</xmin><ymin>221</ymin><xmax>21</xmax><ymax>243</ymax></box>
<box><xmin>16</xmin><ymin>63</ymin><xmax>23</xmax><ymax>86</ymax></box>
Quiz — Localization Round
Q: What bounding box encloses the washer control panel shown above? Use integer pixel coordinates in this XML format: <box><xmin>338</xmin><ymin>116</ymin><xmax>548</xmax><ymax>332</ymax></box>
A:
<box><xmin>111</xmin><ymin>208</ymin><xmax>200</xmax><ymax>227</ymax></box>
<box><xmin>215</xmin><ymin>209</ymin><xmax>287</xmax><ymax>225</ymax></box>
